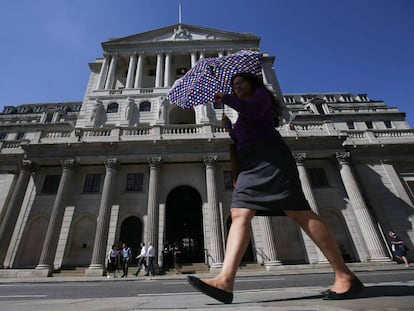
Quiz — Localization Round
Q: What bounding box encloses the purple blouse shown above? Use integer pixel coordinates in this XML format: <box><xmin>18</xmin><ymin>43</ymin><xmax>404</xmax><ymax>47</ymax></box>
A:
<box><xmin>222</xmin><ymin>88</ymin><xmax>278</xmax><ymax>148</ymax></box>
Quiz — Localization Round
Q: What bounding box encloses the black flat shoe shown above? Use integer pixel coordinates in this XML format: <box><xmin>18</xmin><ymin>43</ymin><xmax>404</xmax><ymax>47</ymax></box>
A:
<box><xmin>323</xmin><ymin>276</ymin><xmax>364</xmax><ymax>300</ymax></box>
<box><xmin>187</xmin><ymin>275</ymin><xmax>233</xmax><ymax>304</ymax></box>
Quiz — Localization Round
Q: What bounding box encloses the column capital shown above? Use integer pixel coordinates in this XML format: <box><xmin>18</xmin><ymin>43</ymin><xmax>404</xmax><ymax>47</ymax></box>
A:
<box><xmin>104</xmin><ymin>158</ymin><xmax>119</xmax><ymax>169</ymax></box>
<box><xmin>204</xmin><ymin>155</ymin><xmax>218</xmax><ymax>167</ymax></box>
<box><xmin>336</xmin><ymin>151</ymin><xmax>351</xmax><ymax>164</ymax></box>
<box><xmin>148</xmin><ymin>157</ymin><xmax>162</xmax><ymax>168</ymax></box>
<box><xmin>61</xmin><ymin>159</ymin><xmax>77</xmax><ymax>171</ymax></box>
<box><xmin>20</xmin><ymin>160</ymin><xmax>33</xmax><ymax>172</ymax></box>
<box><xmin>293</xmin><ymin>153</ymin><xmax>306</xmax><ymax>164</ymax></box>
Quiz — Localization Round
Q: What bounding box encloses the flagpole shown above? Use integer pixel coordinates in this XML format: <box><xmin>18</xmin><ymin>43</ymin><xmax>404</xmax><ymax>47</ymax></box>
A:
<box><xmin>178</xmin><ymin>1</ymin><xmax>182</xmax><ymax>24</ymax></box>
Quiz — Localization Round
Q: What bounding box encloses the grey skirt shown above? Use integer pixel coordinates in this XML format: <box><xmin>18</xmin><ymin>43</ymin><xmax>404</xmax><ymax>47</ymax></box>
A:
<box><xmin>232</xmin><ymin>136</ymin><xmax>311</xmax><ymax>216</ymax></box>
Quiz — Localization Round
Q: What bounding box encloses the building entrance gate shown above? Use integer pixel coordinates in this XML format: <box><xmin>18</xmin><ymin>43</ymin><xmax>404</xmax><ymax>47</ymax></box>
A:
<box><xmin>165</xmin><ymin>186</ymin><xmax>204</xmax><ymax>263</ymax></box>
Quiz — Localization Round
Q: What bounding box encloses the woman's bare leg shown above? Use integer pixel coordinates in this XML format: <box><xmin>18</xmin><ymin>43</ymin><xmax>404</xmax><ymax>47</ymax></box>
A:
<box><xmin>202</xmin><ymin>208</ymin><xmax>256</xmax><ymax>292</ymax></box>
<box><xmin>285</xmin><ymin>209</ymin><xmax>355</xmax><ymax>293</ymax></box>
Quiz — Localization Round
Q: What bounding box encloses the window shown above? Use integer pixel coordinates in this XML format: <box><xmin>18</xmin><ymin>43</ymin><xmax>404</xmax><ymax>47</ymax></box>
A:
<box><xmin>107</xmin><ymin>102</ymin><xmax>119</xmax><ymax>113</ymax></box>
<box><xmin>0</xmin><ymin>132</ymin><xmax>7</xmax><ymax>140</ymax></box>
<box><xmin>126</xmin><ymin>173</ymin><xmax>144</xmax><ymax>192</ymax></box>
<box><xmin>365</xmin><ymin>121</ymin><xmax>373</xmax><ymax>129</ymax></box>
<box><xmin>16</xmin><ymin>132</ymin><xmax>25</xmax><ymax>140</ymax></box>
<box><xmin>346</xmin><ymin>121</ymin><xmax>355</xmax><ymax>130</ymax></box>
<box><xmin>45</xmin><ymin>113</ymin><xmax>54</xmax><ymax>123</ymax></box>
<box><xmin>83</xmin><ymin>174</ymin><xmax>103</xmax><ymax>193</ymax></box>
<box><xmin>384</xmin><ymin>120</ymin><xmax>392</xmax><ymax>129</ymax></box>
<box><xmin>308</xmin><ymin>168</ymin><xmax>329</xmax><ymax>187</ymax></box>
<box><xmin>224</xmin><ymin>171</ymin><xmax>234</xmax><ymax>190</ymax></box>
<box><xmin>139</xmin><ymin>101</ymin><xmax>151</xmax><ymax>112</ymax></box>
<box><xmin>41</xmin><ymin>175</ymin><xmax>61</xmax><ymax>194</ymax></box>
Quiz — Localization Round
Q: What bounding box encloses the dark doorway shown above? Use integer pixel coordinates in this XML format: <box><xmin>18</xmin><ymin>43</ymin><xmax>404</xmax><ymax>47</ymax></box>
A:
<box><xmin>119</xmin><ymin>216</ymin><xmax>143</xmax><ymax>263</ymax></box>
<box><xmin>227</xmin><ymin>216</ymin><xmax>255</xmax><ymax>263</ymax></box>
<box><xmin>165</xmin><ymin>186</ymin><xmax>204</xmax><ymax>263</ymax></box>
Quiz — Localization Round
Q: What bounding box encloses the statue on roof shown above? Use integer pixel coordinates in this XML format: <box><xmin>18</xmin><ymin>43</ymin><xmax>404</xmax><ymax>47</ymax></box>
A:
<box><xmin>173</xmin><ymin>24</ymin><xmax>192</xmax><ymax>40</ymax></box>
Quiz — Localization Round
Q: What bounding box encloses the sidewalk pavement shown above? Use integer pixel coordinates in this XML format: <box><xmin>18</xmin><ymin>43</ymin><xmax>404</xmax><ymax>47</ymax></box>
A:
<box><xmin>1</xmin><ymin>263</ymin><xmax>413</xmax><ymax>311</ymax></box>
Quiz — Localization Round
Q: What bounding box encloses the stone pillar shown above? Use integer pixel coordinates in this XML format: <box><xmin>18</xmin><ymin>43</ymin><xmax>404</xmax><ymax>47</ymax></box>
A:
<box><xmin>104</xmin><ymin>54</ymin><xmax>118</xmax><ymax>90</ymax></box>
<box><xmin>125</xmin><ymin>54</ymin><xmax>137</xmax><ymax>89</ymax></box>
<box><xmin>191</xmin><ymin>51</ymin><xmax>198</xmax><ymax>67</ymax></box>
<box><xmin>134</xmin><ymin>53</ymin><xmax>144</xmax><ymax>89</ymax></box>
<box><xmin>204</xmin><ymin>156</ymin><xmax>224</xmax><ymax>268</ymax></box>
<box><xmin>293</xmin><ymin>153</ymin><xmax>326</xmax><ymax>263</ymax></box>
<box><xmin>0</xmin><ymin>160</ymin><xmax>33</xmax><ymax>268</ymax></box>
<box><xmin>336</xmin><ymin>152</ymin><xmax>389</xmax><ymax>262</ymax></box>
<box><xmin>258</xmin><ymin>216</ymin><xmax>281</xmax><ymax>270</ymax></box>
<box><xmin>96</xmin><ymin>54</ymin><xmax>110</xmax><ymax>90</ymax></box>
<box><xmin>36</xmin><ymin>159</ymin><xmax>76</xmax><ymax>275</ymax></box>
<box><xmin>86</xmin><ymin>159</ymin><xmax>119</xmax><ymax>276</ymax></box>
<box><xmin>155</xmin><ymin>52</ymin><xmax>164</xmax><ymax>88</ymax></box>
<box><xmin>146</xmin><ymin>157</ymin><xmax>162</xmax><ymax>272</ymax></box>
<box><xmin>164</xmin><ymin>52</ymin><xmax>171</xmax><ymax>87</ymax></box>
<box><xmin>218</xmin><ymin>50</ymin><xmax>225</xmax><ymax>58</ymax></box>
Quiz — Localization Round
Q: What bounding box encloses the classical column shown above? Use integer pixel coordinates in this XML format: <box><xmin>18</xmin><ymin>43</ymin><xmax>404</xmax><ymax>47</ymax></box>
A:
<box><xmin>199</xmin><ymin>50</ymin><xmax>205</xmax><ymax>59</ymax></box>
<box><xmin>125</xmin><ymin>54</ymin><xmax>137</xmax><ymax>89</ymax></box>
<box><xmin>204</xmin><ymin>156</ymin><xmax>224</xmax><ymax>268</ymax></box>
<box><xmin>146</xmin><ymin>157</ymin><xmax>162</xmax><ymax>270</ymax></box>
<box><xmin>96</xmin><ymin>54</ymin><xmax>110</xmax><ymax>90</ymax></box>
<box><xmin>164</xmin><ymin>52</ymin><xmax>171</xmax><ymax>87</ymax></box>
<box><xmin>86</xmin><ymin>159</ymin><xmax>119</xmax><ymax>276</ymax></box>
<box><xmin>104</xmin><ymin>54</ymin><xmax>118</xmax><ymax>90</ymax></box>
<box><xmin>134</xmin><ymin>53</ymin><xmax>144</xmax><ymax>89</ymax></box>
<box><xmin>218</xmin><ymin>50</ymin><xmax>225</xmax><ymax>58</ymax></box>
<box><xmin>336</xmin><ymin>152</ymin><xmax>389</xmax><ymax>261</ymax></box>
<box><xmin>190</xmin><ymin>51</ymin><xmax>198</xmax><ymax>67</ymax></box>
<box><xmin>0</xmin><ymin>160</ymin><xmax>33</xmax><ymax>268</ymax></box>
<box><xmin>258</xmin><ymin>216</ymin><xmax>281</xmax><ymax>270</ymax></box>
<box><xmin>155</xmin><ymin>52</ymin><xmax>164</xmax><ymax>88</ymax></box>
<box><xmin>36</xmin><ymin>159</ymin><xmax>76</xmax><ymax>274</ymax></box>
<box><xmin>293</xmin><ymin>153</ymin><xmax>326</xmax><ymax>263</ymax></box>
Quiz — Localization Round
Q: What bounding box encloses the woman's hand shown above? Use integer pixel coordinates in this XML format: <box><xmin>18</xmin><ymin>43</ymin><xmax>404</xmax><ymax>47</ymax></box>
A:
<box><xmin>214</xmin><ymin>92</ymin><xmax>225</xmax><ymax>104</ymax></box>
<box><xmin>221</xmin><ymin>113</ymin><xmax>232</xmax><ymax>131</ymax></box>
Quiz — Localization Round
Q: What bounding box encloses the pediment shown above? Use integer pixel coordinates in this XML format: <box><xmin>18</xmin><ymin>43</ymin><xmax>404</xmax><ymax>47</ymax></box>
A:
<box><xmin>103</xmin><ymin>23</ymin><xmax>260</xmax><ymax>46</ymax></box>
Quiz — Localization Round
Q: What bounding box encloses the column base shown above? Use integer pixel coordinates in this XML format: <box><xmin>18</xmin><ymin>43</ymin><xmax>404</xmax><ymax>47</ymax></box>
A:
<box><xmin>209</xmin><ymin>262</ymin><xmax>223</xmax><ymax>272</ymax></box>
<box><xmin>85</xmin><ymin>264</ymin><xmax>106</xmax><ymax>277</ymax></box>
<box><xmin>264</xmin><ymin>261</ymin><xmax>282</xmax><ymax>271</ymax></box>
<box><xmin>35</xmin><ymin>264</ymin><xmax>53</xmax><ymax>277</ymax></box>
<box><xmin>368</xmin><ymin>257</ymin><xmax>392</xmax><ymax>262</ymax></box>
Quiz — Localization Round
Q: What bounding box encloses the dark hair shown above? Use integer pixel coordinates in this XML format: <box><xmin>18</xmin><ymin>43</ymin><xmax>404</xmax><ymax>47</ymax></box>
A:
<box><xmin>231</xmin><ymin>72</ymin><xmax>283</xmax><ymax>127</ymax></box>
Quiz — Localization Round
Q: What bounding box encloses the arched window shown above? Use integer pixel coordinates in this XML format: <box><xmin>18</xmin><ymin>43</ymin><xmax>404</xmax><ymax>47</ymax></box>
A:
<box><xmin>139</xmin><ymin>101</ymin><xmax>151</xmax><ymax>112</ymax></box>
<box><xmin>107</xmin><ymin>102</ymin><xmax>119</xmax><ymax>113</ymax></box>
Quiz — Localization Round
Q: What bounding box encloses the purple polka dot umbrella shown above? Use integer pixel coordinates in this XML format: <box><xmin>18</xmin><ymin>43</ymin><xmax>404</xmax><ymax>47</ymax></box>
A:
<box><xmin>167</xmin><ymin>50</ymin><xmax>263</xmax><ymax>109</ymax></box>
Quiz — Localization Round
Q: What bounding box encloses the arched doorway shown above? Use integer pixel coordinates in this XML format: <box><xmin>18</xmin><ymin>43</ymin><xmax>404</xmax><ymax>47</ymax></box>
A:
<box><xmin>227</xmin><ymin>217</ymin><xmax>255</xmax><ymax>263</ymax></box>
<box><xmin>165</xmin><ymin>186</ymin><xmax>204</xmax><ymax>263</ymax></box>
<box><xmin>119</xmin><ymin>216</ymin><xmax>143</xmax><ymax>263</ymax></box>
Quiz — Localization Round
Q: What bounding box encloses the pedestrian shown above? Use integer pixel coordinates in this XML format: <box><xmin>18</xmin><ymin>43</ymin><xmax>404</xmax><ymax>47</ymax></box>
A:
<box><xmin>121</xmin><ymin>243</ymin><xmax>132</xmax><ymax>278</ymax></box>
<box><xmin>187</xmin><ymin>72</ymin><xmax>364</xmax><ymax>303</ymax></box>
<box><xmin>134</xmin><ymin>242</ymin><xmax>147</xmax><ymax>276</ymax></box>
<box><xmin>389</xmin><ymin>231</ymin><xmax>410</xmax><ymax>268</ymax></box>
<box><xmin>145</xmin><ymin>242</ymin><xmax>155</xmax><ymax>276</ymax></box>
<box><xmin>172</xmin><ymin>242</ymin><xmax>182</xmax><ymax>274</ymax></box>
<box><xmin>107</xmin><ymin>244</ymin><xmax>119</xmax><ymax>278</ymax></box>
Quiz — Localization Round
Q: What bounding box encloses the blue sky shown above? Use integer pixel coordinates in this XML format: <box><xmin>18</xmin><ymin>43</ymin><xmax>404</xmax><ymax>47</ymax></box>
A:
<box><xmin>1</xmin><ymin>0</ymin><xmax>413</xmax><ymax>126</ymax></box>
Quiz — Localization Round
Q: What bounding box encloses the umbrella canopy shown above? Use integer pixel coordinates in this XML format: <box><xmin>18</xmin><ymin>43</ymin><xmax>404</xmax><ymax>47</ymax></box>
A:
<box><xmin>167</xmin><ymin>50</ymin><xmax>263</xmax><ymax>109</ymax></box>
<box><xmin>167</xmin><ymin>57</ymin><xmax>220</xmax><ymax>109</ymax></box>
<box><xmin>213</xmin><ymin>50</ymin><xmax>263</xmax><ymax>94</ymax></box>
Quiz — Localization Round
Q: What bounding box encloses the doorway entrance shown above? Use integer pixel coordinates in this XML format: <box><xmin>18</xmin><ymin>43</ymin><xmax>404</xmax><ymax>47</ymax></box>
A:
<box><xmin>119</xmin><ymin>216</ymin><xmax>143</xmax><ymax>263</ymax></box>
<box><xmin>165</xmin><ymin>186</ymin><xmax>204</xmax><ymax>263</ymax></box>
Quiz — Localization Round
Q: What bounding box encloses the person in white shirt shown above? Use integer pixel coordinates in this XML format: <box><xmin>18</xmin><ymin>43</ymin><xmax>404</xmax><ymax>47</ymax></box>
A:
<box><xmin>145</xmin><ymin>242</ymin><xmax>155</xmax><ymax>276</ymax></box>
<box><xmin>134</xmin><ymin>242</ymin><xmax>147</xmax><ymax>276</ymax></box>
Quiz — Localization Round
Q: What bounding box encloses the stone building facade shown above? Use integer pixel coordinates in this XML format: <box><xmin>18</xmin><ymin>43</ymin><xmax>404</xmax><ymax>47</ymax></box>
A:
<box><xmin>0</xmin><ymin>24</ymin><xmax>413</xmax><ymax>277</ymax></box>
